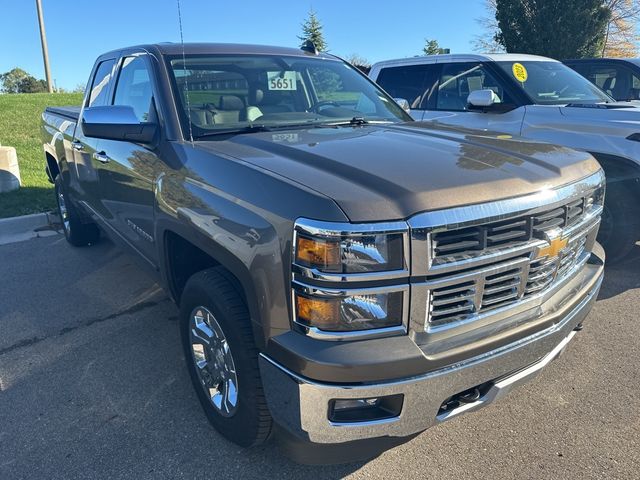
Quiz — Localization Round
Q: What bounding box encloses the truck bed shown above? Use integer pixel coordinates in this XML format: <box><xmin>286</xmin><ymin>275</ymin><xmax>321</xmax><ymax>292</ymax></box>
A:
<box><xmin>45</xmin><ymin>106</ymin><xmax>81</xmax><ymax>121</ymax></box>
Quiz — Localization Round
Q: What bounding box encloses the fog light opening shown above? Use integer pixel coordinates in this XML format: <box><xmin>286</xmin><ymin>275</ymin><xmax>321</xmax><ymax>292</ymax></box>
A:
<box><xmin>328</xmin><ymin>394</ymin><xmax>403</xmax><ymax>423</ymax></box>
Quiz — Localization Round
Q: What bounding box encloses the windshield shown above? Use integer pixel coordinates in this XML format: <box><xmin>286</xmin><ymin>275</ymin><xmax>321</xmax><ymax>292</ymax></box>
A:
<box><xmin>167</xmin><ymin>54</ymin><xmax>410</xmax><ymax>138</ymax></box>
<box><xmin>495</xmin><ymin>61</ymin><xmax>613</xmax><ymax>105</ymax></box>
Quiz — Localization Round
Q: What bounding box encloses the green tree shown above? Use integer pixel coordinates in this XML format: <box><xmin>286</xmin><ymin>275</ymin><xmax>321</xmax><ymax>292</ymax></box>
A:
<box><xmin>423</xmin><ymin>39</ymin><xmax>441</xmax><ymax>55</ymax></box>
<box><xmin>18</xmin><ymin>76</ymin><xmax>48</xmax><ymax>93</ymax></box>
<box><xmin>298</xmin><ymin>10</ymin><xmax>327</xmax><ymax>51</ymax></box>
<box><xmin>0</xmin><ymin>68</ymin><xmax>30</xmax><ymax>93</ymax></box>
<box><xmin>0</xmin><ymin>68</ymin><xmax>48</xmax><ymax>93</ymax></box>
<box><xmin>494</xmin><ymin>0</ymin><xmax>611</xmax><ymax>58</ymax></box>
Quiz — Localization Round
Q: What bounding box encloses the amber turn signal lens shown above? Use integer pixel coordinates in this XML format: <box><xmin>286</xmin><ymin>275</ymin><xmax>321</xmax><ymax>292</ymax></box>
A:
<box><xmin>296</xmin><ymin>236</ymin><xmax>341</xmax><ymax>270</ymax></box>
<box><xmin>295</xmin><ymin>295</ymin><xmax>340</xmax><ymax>329</ymax></box>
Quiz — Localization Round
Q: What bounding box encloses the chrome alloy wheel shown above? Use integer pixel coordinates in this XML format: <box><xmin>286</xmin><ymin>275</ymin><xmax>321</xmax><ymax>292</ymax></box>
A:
<box><xmin>189</xmin><ymin>306</ymin><xmax>239</xmax><ymax>417</ymax></box>
<box><xmin>56</xmin><ymin>189</ymin><xmax>70</xmax><ymax>233</ymax></box>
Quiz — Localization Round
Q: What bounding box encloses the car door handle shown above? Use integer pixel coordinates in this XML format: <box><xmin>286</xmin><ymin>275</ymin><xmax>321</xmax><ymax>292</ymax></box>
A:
<box><xmin>93</xmin><ymin>152</ymin><xmax>110</xmax><ymax>164</ymax></box>
<box><xmin>72</xmin><ymin>141</ymin><xmax>84</xmax><ymax>152</ymax></box>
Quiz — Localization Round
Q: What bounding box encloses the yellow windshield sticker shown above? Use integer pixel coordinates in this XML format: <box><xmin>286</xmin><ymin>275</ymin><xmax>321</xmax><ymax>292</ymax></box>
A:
<box><xmin>512</xmin><ymin>63</ymin><xmax>528</xmax><ymax>82</ymax></box>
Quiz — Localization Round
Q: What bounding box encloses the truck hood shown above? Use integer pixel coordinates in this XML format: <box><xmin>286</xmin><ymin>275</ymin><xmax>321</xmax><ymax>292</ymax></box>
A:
<box><xmin>194</xmin><ymin>123</ymin><xmax>601</xmax><ymax>222</ymax></box>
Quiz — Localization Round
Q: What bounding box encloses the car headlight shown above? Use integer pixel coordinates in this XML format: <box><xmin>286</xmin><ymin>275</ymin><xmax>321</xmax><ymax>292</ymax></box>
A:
<box><xmin>292</xmin><ymin>219</ymin><xmax>409</xmax><ymax>338</ymax></box>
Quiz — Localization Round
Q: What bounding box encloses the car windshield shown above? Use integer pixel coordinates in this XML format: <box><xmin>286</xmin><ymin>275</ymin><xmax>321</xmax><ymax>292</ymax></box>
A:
<box><xmin>167</xmin><ymin>54</ymin><xmax>410</xmax><ymax>138</ymax></box>
<box><xmin>495</xmin><ymin>61</ymin><xmax>613</xmax><ymax>105</ymax></box>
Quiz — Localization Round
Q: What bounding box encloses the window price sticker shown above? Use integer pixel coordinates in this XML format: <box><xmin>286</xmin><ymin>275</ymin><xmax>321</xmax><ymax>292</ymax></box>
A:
<box><xmin>512</xmin><ymin>63</ymin><xmax>528</xmax><ymax>83</ymax></box>
<box><xmin>267</xmin><ymin>71</ymin><xmax>297</xmax><ymax>90</ymax></box>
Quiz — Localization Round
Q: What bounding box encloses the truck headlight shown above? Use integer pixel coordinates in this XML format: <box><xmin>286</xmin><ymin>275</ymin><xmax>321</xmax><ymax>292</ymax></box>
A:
<box><xmin>294</xmin><ymin>221</ymin><xmax>408</xmax><ymax>274</ymax></box>
<box><xmin>292</xmin><ymin>219</ymin><xmax>410</xmax><ymax>338</ymax></box>
<box><xmin>294</xmin><ymin>289</ymin><xmax>406</xmax><ymax>332</ymax></box>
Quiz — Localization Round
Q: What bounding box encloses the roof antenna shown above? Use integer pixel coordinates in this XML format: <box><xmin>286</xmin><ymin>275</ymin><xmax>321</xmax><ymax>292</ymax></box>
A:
<box><xmin>176</xmin><ymin>0</ymin><xmax>194</xmax><ymax>146</ymax></box>
<box><xmin>301</xmin><ymin>40</ymin><xmax>318</xmax><ymax>55</ymax></box>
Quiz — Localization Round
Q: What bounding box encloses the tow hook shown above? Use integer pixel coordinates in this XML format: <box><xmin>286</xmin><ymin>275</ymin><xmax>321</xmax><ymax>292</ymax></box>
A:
<box><xmin>574</xmin><ymin>323</ymin><xmax>584</xmax><ymax>331</ymax></box>
<box><xmin>457</xmin><ymin>387</ymin><xmax>482</xmax><ymax>404</ymax></box>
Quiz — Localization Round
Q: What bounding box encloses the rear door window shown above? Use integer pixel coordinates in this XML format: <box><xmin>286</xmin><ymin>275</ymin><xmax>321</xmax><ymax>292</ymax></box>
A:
<box><xmin>88</xmin><ymin>59</ymin><xmax>116</xmax><ymax>107</ymax></box>
<box><xmin>112</xmin><ymin>56</ymin><xmax>154</xmax><ymax>122</ymax></box>
<box><xmin>375</xmin><ymin>65</ymin><xmax>433</xmax><ymax>109</ymax></box>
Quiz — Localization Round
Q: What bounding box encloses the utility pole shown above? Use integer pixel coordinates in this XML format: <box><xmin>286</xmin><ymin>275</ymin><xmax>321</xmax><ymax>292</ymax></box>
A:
<box><xmin>35</xmin><ymin>0</ymin><xmax>53</xmax><ymax>93</ymax></box>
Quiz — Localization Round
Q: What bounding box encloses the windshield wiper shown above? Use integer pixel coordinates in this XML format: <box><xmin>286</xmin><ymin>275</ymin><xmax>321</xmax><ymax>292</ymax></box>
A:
<box><xmin>193</xmin><ymin>124</ymin><xmax>272</xmax><ymax>139</ymax></box>
<box><xmin>324</xmin><ymin>117</ymin><xmax>395</xmax><ymax>127</ymax></box>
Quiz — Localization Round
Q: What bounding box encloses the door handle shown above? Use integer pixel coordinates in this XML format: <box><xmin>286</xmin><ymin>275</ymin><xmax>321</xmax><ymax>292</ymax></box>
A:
<box><xmin>93</xmin><ymin>151</ymin><xmax>110</xmax><ymax>164</ymax></box>
<box><xmin>72</xmin><ymin>141</ymin><xmax>84</xmax><ymax>152</ymax></box>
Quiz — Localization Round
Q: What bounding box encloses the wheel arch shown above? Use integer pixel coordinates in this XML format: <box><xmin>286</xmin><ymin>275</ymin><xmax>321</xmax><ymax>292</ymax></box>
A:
<box><xmin>160</xmin><ymin>227</ymin><xmax>270</xmax><ymax>350</ymax></box>
<box><xmin>588</xmin><ymin>151</ymin><xmax>640</xmax><ymax>191</ymax></box>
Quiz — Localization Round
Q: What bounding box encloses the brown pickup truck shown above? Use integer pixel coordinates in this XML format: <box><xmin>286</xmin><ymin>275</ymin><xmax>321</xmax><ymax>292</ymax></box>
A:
<box><xmin>42</xmin><ymin>42</ymin><xmax>605</xmax><ymax>464</ymax></box>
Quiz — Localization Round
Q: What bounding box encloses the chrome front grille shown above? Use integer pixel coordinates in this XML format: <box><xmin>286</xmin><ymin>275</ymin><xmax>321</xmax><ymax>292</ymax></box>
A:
<box><xmin>424</xmin><ymin>188</ymin><xmax>603</xmax><ymax>328</ymax></box>
<box><xmin>431</xmin><ymin>192</ymin><xmax>601</xmax><ymax>265</ymax></box>
<box><xmin>525</xmin><ymin>256</ymin><xmax>557</xmax><ymax>295</ymax></box>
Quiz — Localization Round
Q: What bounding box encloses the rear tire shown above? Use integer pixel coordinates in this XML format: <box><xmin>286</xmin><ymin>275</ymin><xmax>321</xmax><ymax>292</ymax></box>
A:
<box><xmin>597</xmin><ymin>182</ymin><xmax>639</xmax><ymax>264</ymax></box>
<box><xmin>54</xmin><ymin>175</ymin><xmax>100</xmax><ymax>247</ymax></box>
<box><xmin>180</xmin><ymin>267</ymin><xmax>272</xmax><ymax>447</ymax></box>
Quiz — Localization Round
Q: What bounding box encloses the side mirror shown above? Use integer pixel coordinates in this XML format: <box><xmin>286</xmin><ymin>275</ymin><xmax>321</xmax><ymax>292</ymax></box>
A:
<box><xmin>467</xmin><ymin>89</ymin><xmax>500</xmax><ymax>108</ymax></box>
<box><xmin>82</xmin><ymin>105</ymin><xmax>157</xmax><ymax>143</ymax></box>
<box><xmin>393</xmin><ymin>97</ymin><xmax>411</xmax><ymax>113</ymax></box>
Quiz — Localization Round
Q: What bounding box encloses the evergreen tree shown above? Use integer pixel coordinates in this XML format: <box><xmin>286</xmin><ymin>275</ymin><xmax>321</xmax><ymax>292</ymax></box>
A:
<box><xmin>298</xmin><ymin>10</ymin><xmax>327</xmax><ymax>51</ymax></box>
<box><xmin>423</xmin><ymin>39</ymin><xmax>441</xmax><ymax>55</ymax></box>
<box><xmin>494</xmin><ymin>0</ymin><xmax>611</xmax><ymax>58</ymax></box>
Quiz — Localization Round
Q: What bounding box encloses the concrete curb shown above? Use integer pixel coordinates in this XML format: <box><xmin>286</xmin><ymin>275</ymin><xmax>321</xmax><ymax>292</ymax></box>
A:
<box><xmin>0</xmin><ymin>212</ymin><xmax>61</xmax><ymax>245</ymax></box>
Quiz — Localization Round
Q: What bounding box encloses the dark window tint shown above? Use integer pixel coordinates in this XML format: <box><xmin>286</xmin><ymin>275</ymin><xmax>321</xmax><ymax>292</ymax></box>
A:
<box><xmin>88</xmin><ymin>59</ymin><xmax>116</xmax><ymax>107</ymax></box>
<box><xmin>586</xmin><ymin>64</ymin><xmax>640</xmax><ymax>101</ymax></box>
<box><xmin>375</xmin><ymin>65</ymin><xmax>431</xmax><ymax>108</ymax></box>
<box><xmin>113</xmin><ymin>56</ymin><xmax>153</xmax><ymax>122</ymax></box>
<box><xmin>437</xmin><ymin>62</ymin><xmax>511</xmax><ymax>111</ymax></box>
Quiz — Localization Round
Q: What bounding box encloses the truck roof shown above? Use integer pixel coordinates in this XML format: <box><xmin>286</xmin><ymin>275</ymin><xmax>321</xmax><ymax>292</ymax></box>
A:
<box><xmin>98</xmin><ymin>42</ymin><xmax>336</xmax><ymax>60</ymax></box>
<box><xmin>371</xmin><ymin>53</ymin><xmax>557</xmax><ymax>70</ymax></box>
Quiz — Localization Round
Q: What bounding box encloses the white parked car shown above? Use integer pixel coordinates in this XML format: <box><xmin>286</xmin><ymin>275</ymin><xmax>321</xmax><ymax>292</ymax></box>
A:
<box><xmin>370</xmin><ymin>54</ymin><xmax>640</xmax><ymax>261</ymax></box>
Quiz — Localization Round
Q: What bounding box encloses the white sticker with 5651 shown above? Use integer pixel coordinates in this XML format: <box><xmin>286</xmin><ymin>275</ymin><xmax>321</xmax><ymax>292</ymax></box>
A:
<box><xmin>267</xmin><ymin>71</ymin><xmax>297</xmax><ymax>91</ymax></box>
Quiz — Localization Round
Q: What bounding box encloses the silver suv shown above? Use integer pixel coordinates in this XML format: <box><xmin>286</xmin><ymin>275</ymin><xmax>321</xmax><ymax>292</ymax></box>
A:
<box><xmin>370</xmin><ymin>53</ymin><xmax>640</xmax><ymax>262</ymax></box>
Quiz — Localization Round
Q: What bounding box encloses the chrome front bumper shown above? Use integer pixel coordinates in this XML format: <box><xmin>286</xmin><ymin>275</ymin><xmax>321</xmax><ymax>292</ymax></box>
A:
<box><xmin>260</xmin><ymin>260</ymin><xmax>603</xmax><ymax>445</ymax></box>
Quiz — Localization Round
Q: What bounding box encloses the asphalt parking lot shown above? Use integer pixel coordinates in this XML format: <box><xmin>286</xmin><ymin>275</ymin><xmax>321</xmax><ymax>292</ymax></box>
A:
<box><xmin>0</xmin><ymin>232</ymin><xmax>638</xmax><ymax>479</ymax></box>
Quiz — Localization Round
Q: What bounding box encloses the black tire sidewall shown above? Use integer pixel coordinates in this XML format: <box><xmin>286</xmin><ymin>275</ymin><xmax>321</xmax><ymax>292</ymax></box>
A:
<box><xmin>54</xmin><ymin>175</ymin><xmax>72</xmax><ymax>241</ymax></box>
<box><xmin>54</xmin><ymin>175</ymin><xmax>99</xmax><ymax>247</ymax></box>
<box><xmin>598</xmin><ymin>183</ymin><xmax>639</xmax><ymax>263</ymax></box>
<box><xmin>180</xmin><ymin>271</ymin><xmax>269</xmax><ymax>447</ymax></box>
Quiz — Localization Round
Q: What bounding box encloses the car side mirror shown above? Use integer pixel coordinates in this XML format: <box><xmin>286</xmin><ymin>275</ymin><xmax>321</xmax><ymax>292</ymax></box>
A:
<box><xmin>467</xmin><ymin>89</ymin><xmax>500</xmax><ymax>108</ymax></box>
<box><xmin>393</xmin><ymin>98</ymin><xmax>411</xmax><ymax>113</ymax></box>
<box><xmin>82</xmin><ymin>105</ymin><xmax>158</xmax><ymax>144</ymax></box>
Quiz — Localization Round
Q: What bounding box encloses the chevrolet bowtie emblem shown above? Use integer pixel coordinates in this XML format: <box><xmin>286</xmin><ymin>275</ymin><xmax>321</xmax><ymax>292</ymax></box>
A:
<box><xmin>536</xmin><ymin>237</ymin><xmax>568</xmax><ymax>259</ymax></box>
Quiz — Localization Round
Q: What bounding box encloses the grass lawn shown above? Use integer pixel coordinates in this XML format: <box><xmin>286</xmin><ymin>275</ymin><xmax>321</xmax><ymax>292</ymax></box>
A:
<box><xmin>0</xmin><ymin>92</ymin><xmax>83</xmax><ymax>218</ymax></box>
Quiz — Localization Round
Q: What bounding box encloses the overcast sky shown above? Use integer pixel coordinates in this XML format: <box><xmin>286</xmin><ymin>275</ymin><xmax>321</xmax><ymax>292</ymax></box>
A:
<box><xmin>1</xmin><ymin>0</ymin><xmax>488</xmax><ymax>90</ymax></box>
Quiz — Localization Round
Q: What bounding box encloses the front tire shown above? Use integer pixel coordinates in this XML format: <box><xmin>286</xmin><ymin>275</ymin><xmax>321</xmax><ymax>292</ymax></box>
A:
<box><xmin>54</xmin><ymin>175</ymin><xmax>100</xmax><ymax>247</ymax></box>
<box><xmin>598</xmin><ymin>182</ymin><xmax>639</xmax><ymax>264</ymax></box>
<box><xmin>180</xmin><ymin>267</ymin><xmax>272</xmax><ymax>447</ymax></box>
